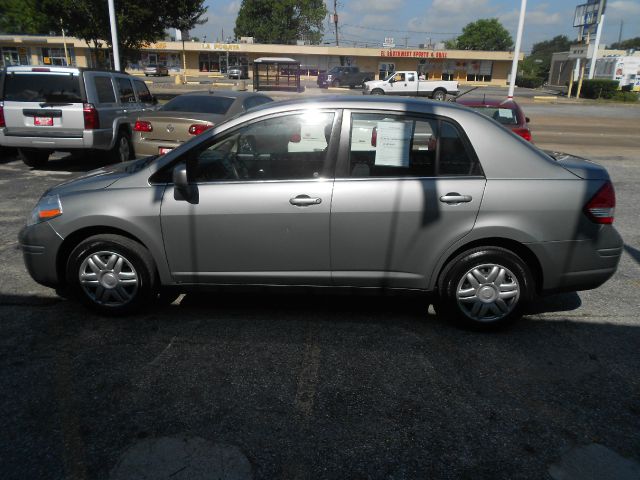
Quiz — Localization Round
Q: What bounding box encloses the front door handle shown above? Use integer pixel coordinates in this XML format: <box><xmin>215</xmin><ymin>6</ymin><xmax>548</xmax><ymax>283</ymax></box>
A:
<box><xmin>290</xmin><ymin>195</ymin><xmax>322</xmax><ymax>207</ymax></box>
<box><xmin>439</xmin><ymin>193</ymin><xmax>472</xmax><ymax>204</ymax></box>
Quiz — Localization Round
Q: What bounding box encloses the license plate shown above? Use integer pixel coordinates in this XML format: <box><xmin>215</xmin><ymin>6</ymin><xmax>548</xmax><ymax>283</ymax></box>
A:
<box><xmin>159</xmin><ymin>147</ymin><xmax>173</xmax><ymax>155</ymax></box>
<box><xmin>34</xmin><ymin>117</ymin><xmax>53</xmax><ymax>126</ymax></box>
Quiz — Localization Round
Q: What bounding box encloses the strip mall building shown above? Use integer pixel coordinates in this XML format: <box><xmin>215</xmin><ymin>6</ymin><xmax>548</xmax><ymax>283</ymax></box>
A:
<box><xmin>0</xmin><ymin>35</ymin><xmax>522</xmax><ymax>85</ymax></box>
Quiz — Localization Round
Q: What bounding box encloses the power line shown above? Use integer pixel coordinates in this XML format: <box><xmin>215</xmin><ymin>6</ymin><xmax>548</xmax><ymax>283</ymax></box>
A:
<box><xmin>342</xmin><ymin>23</ymin><xmax>460</xmax><ymax>36</ymax></box>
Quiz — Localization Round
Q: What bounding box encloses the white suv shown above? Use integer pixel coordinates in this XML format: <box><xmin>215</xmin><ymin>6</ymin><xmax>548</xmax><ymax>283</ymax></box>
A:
<box><xmin>0</xmin><ymin>66</ymin><xmax>157</xmax><ymax>167</ymax></box>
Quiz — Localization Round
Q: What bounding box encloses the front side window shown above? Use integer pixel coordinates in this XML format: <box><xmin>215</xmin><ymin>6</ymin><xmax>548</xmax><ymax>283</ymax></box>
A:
<box><xmin>116</xmin><ymin>78</ymin><xmax>136</xmax><ymax>103</ymax></box>
<box><xmin>186</xmin><ymin>111</ymin><xmax>335</xmax><ymax>183</ymax></box>
<box><xmin>348</xmin><ymin>113</ymin><xmax>481</xmax><ymax>178</ymax></box>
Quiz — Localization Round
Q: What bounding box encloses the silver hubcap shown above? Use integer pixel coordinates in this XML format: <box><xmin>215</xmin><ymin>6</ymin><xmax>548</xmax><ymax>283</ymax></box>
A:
<box><xmin>79</xmin><ymin>251</ymin><xmax>139</xmax><ymax>306</ymax></box>
<box><xmin>456</xmin><ymin>263</ymin><xmax>520</xmax><ymax>322</ymax></box>
<box><xmin>118</xmin><ymin>136</ymin><xmax>130</xmax><ymax>162</ymax></box>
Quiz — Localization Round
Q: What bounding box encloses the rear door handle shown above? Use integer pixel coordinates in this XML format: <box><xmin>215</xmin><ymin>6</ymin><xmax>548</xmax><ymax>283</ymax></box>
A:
<box><xmin>290</xmin><ymin>195</ymin><xmax>322</xmax><ymax>206</ymax></box>
<box><xmin>439</xmin><ymin>193</ymin><xmax>472</xmax><ymax>204</ymax></box>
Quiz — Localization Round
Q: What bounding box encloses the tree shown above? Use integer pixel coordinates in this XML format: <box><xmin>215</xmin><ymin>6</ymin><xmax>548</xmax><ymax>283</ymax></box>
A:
<box><xmin>610</xmin><ymin>37</ymin><xmax>640</xmax><ymax>50</ymax></box>
<box><xmin>0</xmin><ymin>0</ymin><xmax>57</xmax><ymax>34</ymax></box>
<box><xmin>40</xmin><ymin>1</ymin><xmax>207</xmax><ymax>67</ymax></box>
<box><xmin>234</xmin><ymin>0</ymin><xmax>327</xmax><ymax>45</ymax></box>
<box><xmin>521</xmin><ymin>35</ymin><xmax>572</xmax><ymax>80</ymax></box>
<box><xmin>164</xmin><ymin>1</ymin><xmax>208</xmax><ymax>80</ymax></box>
<box><xmin>451</xmin><ymin>19</ymin><xmax>513</xmax><ymax>51</ymax></box>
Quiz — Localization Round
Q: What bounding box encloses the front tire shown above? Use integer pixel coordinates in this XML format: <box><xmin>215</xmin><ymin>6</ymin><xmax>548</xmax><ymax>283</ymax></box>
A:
<box><xmin>19</xmin><ymin>148</ymin><xmax>50</xmax><ymax>168</ymax></box>
<box><xmin>331</xmin><ymin>79</ymin><xmax>340</xmax><ymax>88</ymax></box>
<box><xmin>66</xmin><ymin>234</ymin><xmax>158</xmax><ymax>315</ymax></box>
<box><xmin>437</xmin><ymin>247</ymin><xmax>533</xmax><ymax>329</ymax></box>
<box><xmin>371</xmin><ymin>88</ymin><xmax>385</xmax><ymax>95</ymax></box>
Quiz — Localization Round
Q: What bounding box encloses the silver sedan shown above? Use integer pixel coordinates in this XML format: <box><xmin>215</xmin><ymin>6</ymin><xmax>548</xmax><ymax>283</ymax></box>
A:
<box><xmin>18</xmin><ymin>97</ymin><xmax>622</xmax><ymax>329</ymax></box>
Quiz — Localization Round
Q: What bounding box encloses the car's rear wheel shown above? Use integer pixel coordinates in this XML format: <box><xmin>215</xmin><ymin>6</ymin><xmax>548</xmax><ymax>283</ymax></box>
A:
<box><xmin>437</xmin><ymin>247</ymin><xmax>533</xmax><ymax>329</ymax></box>
<box><xmin>110</xmin><ymin>129</ymin><xmax>133</xmax><ymax>163</ymax></box>
<box><xmin>432</xmin><ymin>89</ymin><xmax>447</xmax><ymax>101</ymax></box>
<box><xmin>19</xmin><ymin>148</ymin><xmax>50</xmax><ymax>168</ymax></box>
<box><xmin>371</xmin><ymin>88</ymin><xmax>385</xmax><ymax>95</ymax></box>
<box><xmin>66</xmin><ymin>234</ymin><xmax>158</xmax><ymax>315</ymax></box>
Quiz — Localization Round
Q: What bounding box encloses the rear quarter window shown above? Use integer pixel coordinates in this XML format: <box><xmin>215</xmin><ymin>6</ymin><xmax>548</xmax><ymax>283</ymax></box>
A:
<box><xmin>94</xmin><ymin>76</ymin><xmax>116</xmax><ymax>103</ymax></box>
<box><xmin>3</xmin><ymin>73</ymin><xmax>82</xmax><ymax>103</ymax></box>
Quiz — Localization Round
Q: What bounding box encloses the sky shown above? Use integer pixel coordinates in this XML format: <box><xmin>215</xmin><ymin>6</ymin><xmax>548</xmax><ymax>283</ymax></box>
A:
<box><xmin>191</xmin><ymin>0</ymin><xmax>640</xmax><ymax>53</ymax></box>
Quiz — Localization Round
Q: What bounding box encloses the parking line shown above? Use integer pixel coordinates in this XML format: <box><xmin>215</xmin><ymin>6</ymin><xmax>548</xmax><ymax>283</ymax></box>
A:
<box><xmin>293</xmin><ymin>323</ymin><xmax>321</xmax><ymax>424</ymax></box>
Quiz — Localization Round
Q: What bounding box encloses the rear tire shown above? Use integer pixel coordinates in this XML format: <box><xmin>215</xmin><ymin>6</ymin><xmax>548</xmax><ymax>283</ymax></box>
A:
<box><xmin>432</xmin><ymin>89</ymin><xmax>447</xmax><ymax>101</ymax></box>
<box><xmin>110</xmin><ymin>129</ymin><xmax>133</xmax><ymax>163</ymax></box>
<box><xmin>19</xmin><ymin>148</ymin><xmax>50</xmax><ymax>168</ymax></box>
<box><xmin>66</xmin><ymin>234</ymin><xmax>158</xmax><ymax>315</ymax></box>
<box><xmin>437</xmin><ymin>247</ymin><xmax>533</xmax><ymax>330</ymax></box>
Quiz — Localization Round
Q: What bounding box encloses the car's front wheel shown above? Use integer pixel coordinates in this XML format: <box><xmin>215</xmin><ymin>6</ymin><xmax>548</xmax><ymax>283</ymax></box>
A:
<box><xmin>371</xmin><ymin>88</ymin><xmax>385</xmax><ymax>95</ymax></box>
<box><xmin>432</xmin><ymin>89</ymin><xmax>447</xmax><ymax>101</ymax></box>
<box><xmin>66</xmin><ymin>234</ymin><xmax>158</xmax><ymax>315</ymax></box>
<box><xmin>437</xmin><ymin>247</ymin><xmax>533</xmax><ymax>329</ymax></box>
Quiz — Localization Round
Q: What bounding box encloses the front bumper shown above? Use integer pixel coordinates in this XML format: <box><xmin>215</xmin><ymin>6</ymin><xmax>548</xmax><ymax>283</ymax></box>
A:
<box><xmin>18</xmin><ymin>222</ymin><xmax>65</xmax><ymax>289</ymax></box>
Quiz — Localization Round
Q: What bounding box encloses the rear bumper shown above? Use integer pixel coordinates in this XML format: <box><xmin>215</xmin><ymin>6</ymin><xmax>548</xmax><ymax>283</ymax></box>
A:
<box><xmin>18</xmin><ymin>222</ymin><xmax>64</xmax><ymax>289</ymax></box>
<box><xmin>529</xmin><ymin>227</ymin><xmax>624</xmax><ymax>293</ymax></box>
<box><xmin>0</xmin><ymin>128</ymin><xmax>113</xmax><ymax>150</ymax></box>
<box><xmin>132</xmin><ymin>135</ymin><xmax>181</xmax><ymax>157</ymax></box>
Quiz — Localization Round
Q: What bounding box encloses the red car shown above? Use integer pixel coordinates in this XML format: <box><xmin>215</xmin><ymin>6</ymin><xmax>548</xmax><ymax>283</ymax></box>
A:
<box><xmin>456</xmin><ymin>97</ymin><xmax>532</xmax><ymax>141</ymax></box>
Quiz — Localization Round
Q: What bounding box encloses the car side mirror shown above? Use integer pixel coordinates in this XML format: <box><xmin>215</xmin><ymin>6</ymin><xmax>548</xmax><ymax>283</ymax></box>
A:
<box><xmin>389</xmin><ymin>78</ymin><xmax>395</xmax><ymax>83</ymax></box>
<box><xmin>173</xmin><ymin>163</ymin><xmax>198</xmax><ymax>203</ymax></box>
<box><xmin>525</xmin><ymin>117</ymin><xmax>530</xmax><ymax>123</ymax></box>
<box><xmin>151</xmin><ymin>95</ymin><xmax>158</xmax><ymax>105</ymax></box>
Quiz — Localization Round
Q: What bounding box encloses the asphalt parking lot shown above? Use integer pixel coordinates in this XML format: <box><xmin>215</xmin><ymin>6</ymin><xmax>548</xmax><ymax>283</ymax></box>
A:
<box><xmin>1</xmin><ymin>98</ymin><xmax>639</xmax><ymax>480</ymax></box>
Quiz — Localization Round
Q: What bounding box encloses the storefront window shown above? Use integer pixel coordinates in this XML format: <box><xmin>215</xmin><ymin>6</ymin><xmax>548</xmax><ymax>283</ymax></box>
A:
<box><xmin>41</xmin><ymin>47</ymin><xmax>75</xmax><ymax>66</ymax></box>
<box><xmin>466</xmin><ymin>60</ymin><xmax>493</xmax><ymax>82</ymax></box>
<box><xmin>2</xmin><ymin>47</ymin><xmax>30</xmax><ymax>67</ymax></box>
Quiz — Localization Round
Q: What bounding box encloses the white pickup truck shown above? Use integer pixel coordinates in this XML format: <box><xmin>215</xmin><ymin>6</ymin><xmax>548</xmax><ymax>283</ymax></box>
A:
<box><xmin>363</xmin><ymin>71</ymin><xmax>459</xmax><ymax>100</ymax></box>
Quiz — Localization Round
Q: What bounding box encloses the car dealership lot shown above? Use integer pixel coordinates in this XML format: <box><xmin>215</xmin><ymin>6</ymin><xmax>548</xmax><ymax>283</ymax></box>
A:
<box><xmin>1</xmin><ymin>101</ymin><xmax>639</xmax><ymax>479</ymax></box>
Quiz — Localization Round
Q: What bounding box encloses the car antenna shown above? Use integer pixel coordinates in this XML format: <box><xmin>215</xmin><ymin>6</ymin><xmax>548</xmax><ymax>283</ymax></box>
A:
<box><xmin>483</xmin><ymin>93</ymin><xmax>486</xmax><ymax>102</ymax></box>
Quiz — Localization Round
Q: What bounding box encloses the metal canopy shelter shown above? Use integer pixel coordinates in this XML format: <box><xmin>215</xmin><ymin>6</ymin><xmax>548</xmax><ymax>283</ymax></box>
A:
<box><xmin>253</xmin><ymin>57</ymin><xmax>302</xmax><ymax>92</ymax></box>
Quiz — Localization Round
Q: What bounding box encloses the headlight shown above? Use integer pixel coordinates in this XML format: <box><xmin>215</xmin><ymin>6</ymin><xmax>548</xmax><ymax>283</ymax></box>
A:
<box><xmin>27</xmin><ymin>194</ymin><xmax>63</xmax><ymax>226</ymax></box>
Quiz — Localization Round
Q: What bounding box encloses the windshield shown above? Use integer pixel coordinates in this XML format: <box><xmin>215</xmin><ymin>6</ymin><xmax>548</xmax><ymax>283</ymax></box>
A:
<box><xmin>160</xmin><ymin>95</ymin><xmax>235</xmax><ymax>115</ymax></box>
<box><xmin>3</xmin><ymin>73</ymin><xmax>83</xmax><ymax>103</ymax></box>
<box><xmin>468</xmin><ymin>106</ymin><xmax>519</xmax><ymax>126</ymax></box>
<box><xmin>327</xmin><ymin>67</ymin><xmax>341</xmax><ymax>75</ymax></box>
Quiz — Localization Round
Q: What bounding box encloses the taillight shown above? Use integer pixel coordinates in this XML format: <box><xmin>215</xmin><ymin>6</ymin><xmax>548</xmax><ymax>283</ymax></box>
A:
<box><xmin>0</xmin><ymin>102</ymin><xmax>5</xmax><ymax>128</ymax></box>
<box><xmin>188</xmin><ymin>123</ymin><xmax>212</xmax><ymax>135</ymax></box>
<box><xmin>32</xmin><ymin>67</ymin><xmax>50</xmax><ymax>72</ymax></box>
<box><xmin>584</xmin><ymin>181</ymin><xmax>616</xmax><ymax>224</ymax></box>
<box><xmin>134</xmin><ymin>120</ymin><xmax>153</xmax><ymax>132</ymax></box>
<box><xmin>83</xmin><ymin>103</ymin><xmax>99</xmax><ymax>130</ymax></box>
<box><xmin>512</xmin><ymin>127</ymin><xmax>532</xmax><ymax>142</ymax></box>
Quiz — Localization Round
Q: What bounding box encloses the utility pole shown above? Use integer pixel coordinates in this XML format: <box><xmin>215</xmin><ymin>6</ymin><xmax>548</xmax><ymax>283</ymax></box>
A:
<box><xmin>508</xmin><ymin>0</ymin><xmax>527</xmax><ymax>98</ymax></box>
<box><xmin>617</xmin><ymin>20</ymin><xmax>623</xmax><ymax>44</ymax></box>
<box><xmin>333</xmin><ymin>0</ymin><xmax>339</xmax><ymax>46</ymax></box>
<box><xmin>107</xmin><ymin>0</ymin><xmax>120</xmax><ymax>71</ymax></box>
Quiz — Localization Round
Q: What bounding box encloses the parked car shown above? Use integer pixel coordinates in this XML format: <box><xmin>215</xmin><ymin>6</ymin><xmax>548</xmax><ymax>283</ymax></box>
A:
<box><xmin>19</xmin><ymin>97</ymin><xmax>622</xmax><ymax>329</ymax></box>
<box><xmin>456</xmin><ymin>97</ymin><xmax>532</xmax><ymax>141</ymax></box>
<box><xmin>363</xmin><ymin>71</ymin><xmax>459</xmax><ymax>100</ymax></box>
<box><xmin>227</xmin><ymin>66</ymin><xmax>248</xmax><ymax>79</ymax></box>
<box><xmin>144</xmin><ymin>64</ymin><xmax>169</xmax><ymax>76</ymax></box>
<box><xmin>317</xmin><ymin>66</ymin><xmax>375</xmax><ymax>88</ymax></box>
<box><xmin>132</xmin><ymin>90</ymin><xmax>273</xmax><ymax>157</ymax></box>
<box><xmin>0</xmin><ymin>65</ymin><xmax>157</xmax><ymax>167</ymax></box>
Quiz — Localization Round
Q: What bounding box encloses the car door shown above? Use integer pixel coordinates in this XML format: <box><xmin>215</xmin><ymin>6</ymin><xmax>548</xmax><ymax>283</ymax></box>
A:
<box><xmin>160</xmin><ymin>110</ymin><xmax>339</xmax><ymax>285</ymax></box>
<box><xmin>330</xmin><ymin>110</ymin><xmax>486</xmax><ymax>289</ymax></box>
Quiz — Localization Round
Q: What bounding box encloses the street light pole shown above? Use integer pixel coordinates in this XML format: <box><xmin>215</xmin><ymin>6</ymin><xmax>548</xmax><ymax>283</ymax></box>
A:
<box><xmin>508</xmin><ymin>0</ymin><xmax>527</xmax><ymax>99</ymax></box>
<box><xmin>107</xmin><ymin>0</ymin><xmax>121</xmax><ymax>71</ymax></box>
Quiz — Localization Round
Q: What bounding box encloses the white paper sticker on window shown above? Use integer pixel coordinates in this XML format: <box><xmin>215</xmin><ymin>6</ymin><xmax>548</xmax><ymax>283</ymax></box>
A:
<box><xmin>374</xmin><ymin>121</ymin><xmax>411</xmax><ymax>167</ymax></box>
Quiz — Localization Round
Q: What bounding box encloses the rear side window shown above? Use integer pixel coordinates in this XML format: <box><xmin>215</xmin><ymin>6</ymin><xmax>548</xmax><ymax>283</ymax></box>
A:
<box><xmin>3</xmin><ymin>73</ymin><xmax>82</xmax><ymax>103</ymax></box>
<box><xmin>133</xmin><ymin>79</ymin><xmax>153</xmax><ymax>103</ymax></box>
<box><xmin>348</xmin><ymin>113</ymin><xmax>482</xmax><ymax>178</ymax></box>
<box><xmin>94</xmin><ymin>76</ymin><xmax>115</xmax><ymax>103</ymax></box>
<box><xmin>116</xmin><ymin>78</ymin><xmax>136</xmax><ymax>103</ymax></box>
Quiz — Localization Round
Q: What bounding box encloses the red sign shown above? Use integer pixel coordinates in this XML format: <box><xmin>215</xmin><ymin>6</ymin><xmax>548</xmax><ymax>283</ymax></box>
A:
<box><xmin>380</xmin><ymin>50</ymin><xmax>448</xmax><ymax>59</ymax></box>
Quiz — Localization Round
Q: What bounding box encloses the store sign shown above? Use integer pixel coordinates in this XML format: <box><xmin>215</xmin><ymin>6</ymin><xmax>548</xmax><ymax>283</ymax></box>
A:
<box><xmin>381</xmin><ymin>50</ymin><xmax>448</xmax><ymax>59</ymax></box>
<box><xmin>568</xmin><ymin>44</ymin><xmax>594</xmax><ymax>59</ymax></box>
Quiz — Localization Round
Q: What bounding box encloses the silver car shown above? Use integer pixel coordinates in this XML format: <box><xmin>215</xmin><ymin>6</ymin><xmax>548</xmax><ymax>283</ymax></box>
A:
<box><xmin>18</xmin><ymin>97</ymin><xmax>622</xmax><ymax>329</ymax></box>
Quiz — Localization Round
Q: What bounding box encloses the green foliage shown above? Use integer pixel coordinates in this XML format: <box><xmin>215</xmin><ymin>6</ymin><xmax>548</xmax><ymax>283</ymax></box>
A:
<box><xmin>515</xmin><ymin>76</ymin><xmax>544</xmax><ymax>88</ymax></box>
<box><xmin>570</xmin><ymin>79</ymin><xmax>619</xmax><ymax>99</ymax></box>
<box><xmin>234</xmin><ymin>0</ymin><xmax>327</xmax><ymax>45</ymax></box>
<box><xmin>453</xmin><ymin>19</ymin><xmax>513</xmax><ymax>51</ymax></box>
<box><xmin>0</xmin><ymin>0</ymin><xmax>56</xmax><ymax>34</ymax></box>
<box><xmin>611</xmin><ymin>91</ymin><xmax>639</xmax><ymax>102</ymax></box>
<box><xmin>609</xmin><ymin>37</ymin><xmax>640</xmax><ymax>50</ymax></box>
<box><xmin>521</xmin><ymin>35</ymin><xmax>573</xmax><ymax>81</ymax></box>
